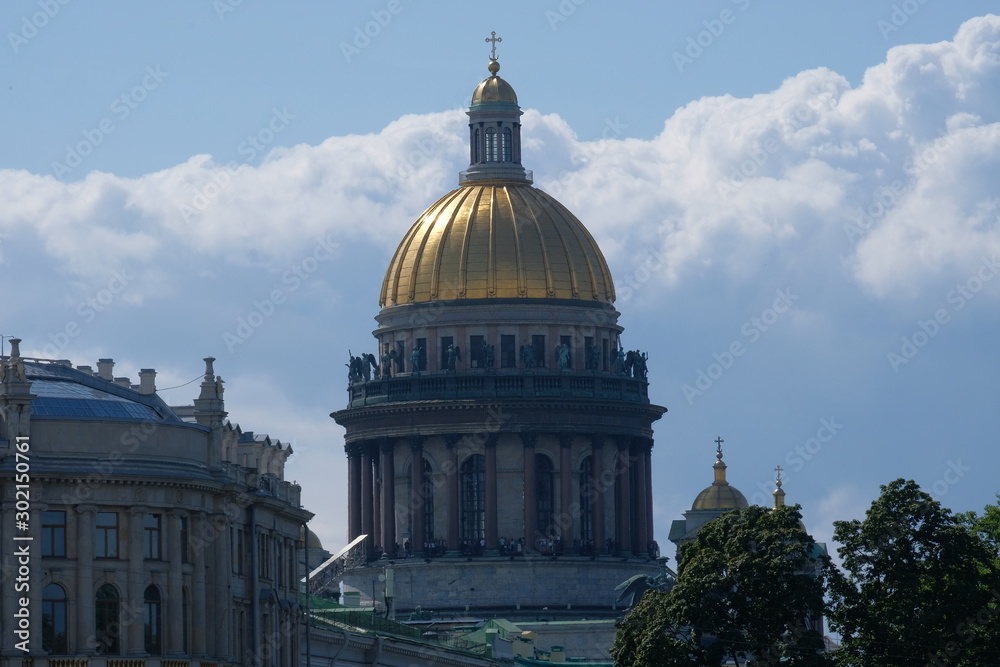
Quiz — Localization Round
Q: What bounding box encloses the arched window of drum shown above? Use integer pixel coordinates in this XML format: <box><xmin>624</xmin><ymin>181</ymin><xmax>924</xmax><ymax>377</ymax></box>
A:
<box><xmin>474</xmin><ymin>128</ymin><xmax>481</xmax><ymax>163</ymax></box>
<box><xmin>485</xmin><ymin>127</ymin><xmax>497</xmax><ymax>162</ymax></box>
<box><xmin>502</xmin><ymin>127</ymin><xmax>512</xmax><ymax>162</ymax></box>
<box><xmin>144</xmin><ymin>585</ymin><xmax>162</xmax><ymax>655</ymax></box>
<box><xmin>460</xmin><ymin>454</ymin><xmax>485</xmax><ymax>540</ymax></box>
<box><xmin>42</xmin><ymin>583</ymin><xmax>68</xmax><ymax>655</ymax></box>
<box><xmin>95</xmin><ymin>584</ymin><xmax>121</xmax><ymax>655</ymax></box>
<box><xmin>422</xmin><ymin>458</ymin><xmax>435</xmax><ymax>542</ymax></box>
<box><xmin>579</xmin><ymin>456</ymin><xmax>594</xmax><ymax>544</ymax></box>
<box><xmin>536</xmin><ymin>454</ymin><xmax>555</xmax><ymax>538</ymax></box>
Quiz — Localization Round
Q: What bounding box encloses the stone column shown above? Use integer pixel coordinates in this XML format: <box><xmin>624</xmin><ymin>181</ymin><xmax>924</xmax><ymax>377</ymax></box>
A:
<box><xmin>191</xmin><ymin>512</ymin><xmax>208</xmax><ymax>657</ymax></box>
<box><xmin>484</xmin><ymin>434</ymin><xmax>498</xmax><ymax>552</ymax></box>
<box><xmin>347</xmin><ymin>444</ymin><xmax>363</xmax><ymax>541</ymax></box>
<box><xmin>559</xmin><ymin>434</ymin><xmax>574</xmax><ymax>549</ymax></box>
<box><xmin>167</xmin><ymin>510</ymin><xmax>186</xmax><ymax>657</ymax></box>
<box><xmin>373</xmin><ymin>454</ymin><xmax>382</xmax><ymax>553</ymax></box>
<box><xmin>591</xmin><ymin>438</ymin><xmax>606</xmax><ymax>550</ymax></box>
<box><xmin>631</xmin><ymin>441</ymin><xmax>648</xmax><ymax>557</ymax></box>
<box><xmin>644</xmin><ymin>441</ymin><xmax>655</xmax><ymax>550</ymax></box>
<box><xmin>361</xmin><ymin>445</ymin><xmax>375</xmax><ymax>555</ymax></box>
<box><xmin>522</xmin><ymin>433</ymin><xmax>537</xmax><ymax>549</ymax></box>
<box><xmin>75</xmin><ymin>504</ymin><xmax>97</xmax><ymax>655</ymax></box>
<box><xmin>213</xmin><ymin>512</ymin><xmax>232</xmax><ymax>661</ymax></box>
<box><xmin>409</xmin><ymin>436</ymin><xmax>425</xmax><ymax>548</ymax></box>
<box><xmin>380</xmin><ymin>438</ymin><xmax>396</xmax><ymax>556</ymax></box>
<box><xmin>127</xmin><ymin>506</ymin><xmax>147</xmax><ymax>656</ymax></box>
<box><xmin>615</xmin><ymin>438</ymin><xmax>632</xmax><ymax>557</ymax></box>
<box><xmin>445</xmin><ymin>436</ymin><xmax>460</xmax><ymax>553</ymax></box>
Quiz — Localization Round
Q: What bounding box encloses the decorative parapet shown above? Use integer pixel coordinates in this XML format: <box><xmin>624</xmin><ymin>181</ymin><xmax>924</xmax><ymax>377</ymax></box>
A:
<box><xmin>346</xmin><ymin>369</ymin><xmax>649</xmax><ymax>408</ymax></box>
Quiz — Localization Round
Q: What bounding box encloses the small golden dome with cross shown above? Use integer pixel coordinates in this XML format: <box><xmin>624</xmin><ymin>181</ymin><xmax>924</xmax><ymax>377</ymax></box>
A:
<box><xmin>692</xmin><ymin>438</ymin><xmax>749</xmax><ymax>511</ymax></box>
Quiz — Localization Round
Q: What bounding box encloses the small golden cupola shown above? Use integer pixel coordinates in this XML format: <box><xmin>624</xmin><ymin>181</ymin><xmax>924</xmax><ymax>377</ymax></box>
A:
<box><xmin>691</xmin><ymin>437</ymin><xmax>750</xmax><ymax>511</ymax></box>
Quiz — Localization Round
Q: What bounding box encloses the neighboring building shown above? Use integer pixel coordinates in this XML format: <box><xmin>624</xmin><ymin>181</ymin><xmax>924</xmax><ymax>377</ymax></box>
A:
<box><xmin>331</xmin><ymin>46</ymin><xmax>666</xmax><ymax>617</ymax></box>
<box><xmin>0</xmin><ymin>341</ymin><xmax>310</xmax><ymax>666</ymax></box>
<box><xmin>667</xmin><ymin>439</ymin><xmax>750</xmax><ymax>556</ymax></box>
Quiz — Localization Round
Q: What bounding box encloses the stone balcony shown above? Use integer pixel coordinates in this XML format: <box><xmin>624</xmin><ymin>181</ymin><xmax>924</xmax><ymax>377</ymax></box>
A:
<box><xmin>346</xmin><ymin>369</ymin><xmax>649</xmax><ymax>409</ymax></box>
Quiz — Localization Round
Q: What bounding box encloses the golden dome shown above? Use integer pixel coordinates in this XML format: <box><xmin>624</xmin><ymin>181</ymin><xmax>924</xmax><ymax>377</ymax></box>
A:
<box><xmin>692</xmin><ymin>482</ymin><xmax>750</xmax><ymax>511</ymax></box>
<box><xmin>471</xmin><ymin>73</ymin><xmax>518</xmax><ymax>106</ymax></box>
<box><xmin>380</xmin><ymin>183</ymin><xmax>616</xmax><ymax>306</ymax></box>
<box><xmin>691</xmin><ymin>443</ymin><xmax>749</xmax><ymax>511</ymax></box>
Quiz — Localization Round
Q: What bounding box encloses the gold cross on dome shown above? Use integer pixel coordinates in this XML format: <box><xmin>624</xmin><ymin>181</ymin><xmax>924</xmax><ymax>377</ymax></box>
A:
<box><xmin>774</xmin><ymin>465</ymin><xmax>784</xmax><ymax>482</ymax></box>
<box><xmin>485</xmin><ymin>31</ymin><xmax>502</xmax><ymax>60</ymax></box>
<box><xmin>714</xmin><ymin>436</ymin><xmax>724</xmax><ymax>452</ymax></box>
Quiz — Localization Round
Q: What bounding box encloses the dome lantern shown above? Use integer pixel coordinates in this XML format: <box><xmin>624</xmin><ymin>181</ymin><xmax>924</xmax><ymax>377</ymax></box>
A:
<box><xmin>460</xmin><ymin>32</ymin><xmax>531</xmax><ymax>185</ymax></box>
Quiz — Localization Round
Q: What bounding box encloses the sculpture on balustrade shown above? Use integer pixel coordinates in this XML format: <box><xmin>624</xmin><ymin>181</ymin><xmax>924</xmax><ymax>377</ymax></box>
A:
<box><xmin>557</xmin><ymin>343</ymin><xmax>570</xmax><ymax>370</ymax></box>
<box><xmin>381</xmin><ymin>348</ymin><xmax>393</xmax><ymax>379</ymax></box>
<box><xmin>411</xmin><ymin>345</ymin><xmax>423</xmax><ymax>376</ymax></box>
<box><xmin>616</xmin><ymin>345</ymin><xmax>627</xmax><ymax>375</ymax></box>
<box><xmin>362</xmin><ymin>353</ymin><xmax>377</xmax><ymax>381</ymax></box>
<box><xmin>446</xmin><ymin>344</ymin><xmax>461</xmax><ymax>371</ymax></box>
<box><xmin>483</xmin><ymin>342</ymin><xmax>495</xmax><ymax>370</ymax></box>
<box><xmin>586</xmin><ymin>344</ymin><xmax>601</xmax><ymax>370</ymax></box>
<box><xmin>635</xmin><ymin>351</ymin><xmax>648</xmax><ymax>380</ymax></box>
<box><xmin>520</xmin><ymin>343</ymin><xmax>535</xmax><ymax>369</ymax></box>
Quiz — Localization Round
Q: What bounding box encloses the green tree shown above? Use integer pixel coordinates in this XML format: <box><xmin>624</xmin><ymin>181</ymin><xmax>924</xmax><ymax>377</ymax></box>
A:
<box><xmin>828</xmin><ymin>479</ymin><xmax>1000</xmax><ymax>666</ymax></box>
<box><xmin>612</xmin><ymin>504</ymin><xmax>831</xmax><ymax>666</ymax></box>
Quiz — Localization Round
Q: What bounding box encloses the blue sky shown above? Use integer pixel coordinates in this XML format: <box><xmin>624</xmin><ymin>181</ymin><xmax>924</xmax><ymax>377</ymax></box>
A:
<box><xmin>2</xmin><ymin>1</ymin><xmax>999</xmax><ymax>556</ymax></box>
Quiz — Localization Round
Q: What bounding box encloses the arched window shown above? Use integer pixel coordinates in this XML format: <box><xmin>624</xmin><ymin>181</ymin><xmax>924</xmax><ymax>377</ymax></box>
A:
<box><xmin>474</xmin><ymin>128</ymin><xmax>481</xmax><ymax>163</ymax></box>
<box><xmin>460</xmin><ymin>454</ymin><xmax>485</xmax><ymax>540</ymax></box>
<box><xmin>95</xmin><ymin>584</ymin><xmax>120</xmax><ymax>655</ymax></box>
<box><xmin>536</xmin><ymin>454</ymin><xmax>555</xmax><ymax>537</ymax></box>
<box><xmin>144</xmin><ymin>585</ymin><xmax>162</xmax><ymax>655</ymax></box>
<box><xmin>183</xmin><ymin>588</ymin><xmax>190</xmax><ymax>653</ymax></box>
<box><xmin>42</xmin><ymin>583</ymin><xmax>68</xmax><ymax>654</ymax></box>
<box><xmin>422</xmin><ymin>458</ymin><xmax>435</xmax><ymax>542</ymax></box>
<box><xmin>485</xmin><ymin>128</ymin><xmax>497</xmax><ymax>162</ymax></box>
<box><xmin>579</xmin><ymin>456</ymin><xmax>594</xmax><ymax>545</ymax></box>
<box><xmin>502</xmin><ymin>128</ymin><xmax>513</xmax><ymax>162</ymax></box>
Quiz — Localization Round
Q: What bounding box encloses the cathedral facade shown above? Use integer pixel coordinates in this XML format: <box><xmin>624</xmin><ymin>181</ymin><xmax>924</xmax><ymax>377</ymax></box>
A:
<box><xmin>333</xmin><ymin>47</ymin><xmax>666</xmax><ymax>615</ymax></box>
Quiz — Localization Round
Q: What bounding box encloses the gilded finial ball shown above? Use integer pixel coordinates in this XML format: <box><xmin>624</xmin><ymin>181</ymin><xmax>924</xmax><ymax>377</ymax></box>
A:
<box><xmin>488</xmin><ymin>59</ymin><xmax>500</xmax><ymax>75</ymax></box>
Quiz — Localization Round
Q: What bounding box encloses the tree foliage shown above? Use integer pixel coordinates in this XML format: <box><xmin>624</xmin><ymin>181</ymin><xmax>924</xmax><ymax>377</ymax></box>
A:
<box><xmin>828</xmin><ymin>479</ymin><xmax>1000</xmax><ymax>666</ymax></box>
<box><xmin>612</xmin><ymin>505</ymin><xmax>831</xmax><ymax>666</ymax></box>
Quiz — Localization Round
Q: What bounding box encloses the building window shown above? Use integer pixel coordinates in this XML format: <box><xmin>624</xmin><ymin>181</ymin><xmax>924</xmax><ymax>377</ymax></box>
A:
<box><xmin>502</xmin><ymin>127</ymin><xmax>512</xmax><ymax>161</ymax></box>
<box><xmin>532</xmin><ymin>334</ymin><xmax>546</xmax><ymax>368</ymax></box>
<box><xmin>469</xmin><ymin>334</ymin><xmax>485</xmax><ymax>368</ymax></box>
<box><xmin>439</xmin><ymin>336</ymin><xmax>454</xmax><ymax>370</ymax></box>
<box><xmin>183</xmin><ymin>588</ymin><xmax>190</xmax><ymax>653</ymax></box>
<box><xmin>42</xmin><ymin>510</ymin><xmax>67</xmax><ymax>558</ymax></box>
<box><xmin>95</xmin><ymin>584</ymin><xmax>121</xmax><ymax>655</ymax></box>
<box><xmin>233</xmin><ymin>527</ymin><xmax>245</xmax><ymax>575</ymax></box>
<box><xmin>42</xmin><ymin>583</ymin><xmax>68</xmax><ymax>654</ymax></box>
<box><xmin>460</xmin><ymin>454</ymin><xmax>485</xmax><ymax>541</ymax></box>
<box><xmin>415</xmin><ymin>337</ymin><xmax>428</xmax><ymax>371</ymax></box>
<box><xmin>144</xmin><ymin>514</ymin><xmax>162</xmax><ymax>560</ymax></box>
<box><xmin>95</xmin><ymin>512</ymin><xmax>118</xmax><ymax>558</ymax></box>
<box><xmin>500</xmin><ymin>335</ymin><xmax>516</xmax><ymax>368</ymax></box>
<box><xmin>144</xmin><ymin>585</ymin><xmax>162</xmax><ymax>655</ymax></box>
<box><xmin>579</xmin><ymin>456</ymin><xmax>594</xmax><ymax>544</ymax></box>
<box><xmin>559</xmin><ymin>335</ymin><xmax>573</xmax><ymax>369</ymax></box>
<box><xmin>180</xmin><ymin>516</ymin><xmax>190</xmax><ymax>564</ymax></box>
<box><xmin>485</xmin><ymin>127</ymin><xmax>497</xmax><ymax>162</ymax></box>
<box><xmin>474</xmin><ymin>128</ymin><xmax>481</xmax><ymax>163</ymax></box>
<box><xmin>259</xmin><ymin>534</ymin><xmax>268</xmax><ymax>579</ymax></box>
<box><xmin>422</xmin><ymin>458</ymin><xmax>435</xmax><ymax>542</ymax></box>
<box><xmin>536</xmin><ymin>454</ymin><xmax>555</xmax><ymax>538</ymax></box>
